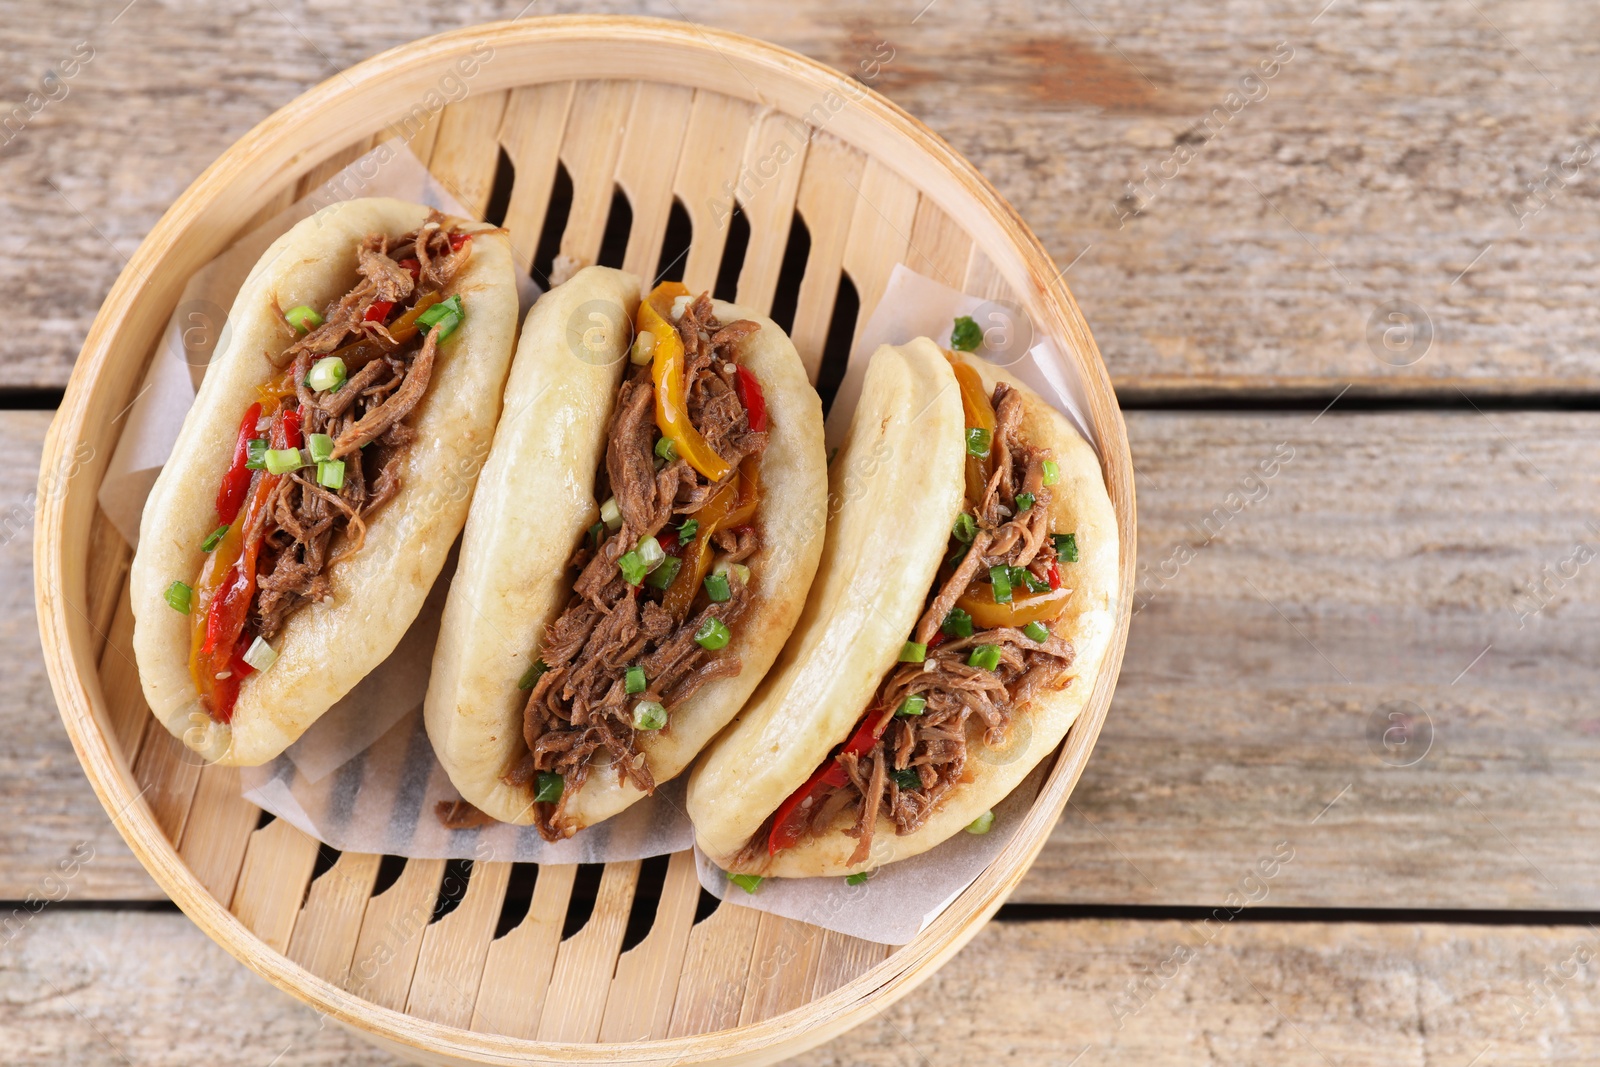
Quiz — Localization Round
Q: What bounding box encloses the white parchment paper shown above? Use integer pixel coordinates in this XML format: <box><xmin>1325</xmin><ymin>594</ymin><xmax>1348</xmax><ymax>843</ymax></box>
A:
<box><xmin>101</xmin><ymin>141</ymin><xmax>1104</xmax><ymax>937</ymax></box>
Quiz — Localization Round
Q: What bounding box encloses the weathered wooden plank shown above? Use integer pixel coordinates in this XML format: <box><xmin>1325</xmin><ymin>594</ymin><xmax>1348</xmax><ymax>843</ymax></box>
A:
<box><xmin>16</xmin><ymin>409</ymin><xmax>1600</xmax><ymax>909</ymax></box>
<box><xmin>4</xmin><ymin>911</ymin><xmax>1598</xmax><ymax>1065</ymax></box>
<box><xmin>8</xmin><ymin>0</ymin><xmax>1597</xmax><ymax>393</ymax></box>
<box><xmin>1016</xmin><ymin>409</ymin><xmax>1600</xmax><ymax>909</ymax></box>
<box><xmin>0</xmin><ymin>408</ymin><xmax>159</xmax><ymax>901</ymax></box>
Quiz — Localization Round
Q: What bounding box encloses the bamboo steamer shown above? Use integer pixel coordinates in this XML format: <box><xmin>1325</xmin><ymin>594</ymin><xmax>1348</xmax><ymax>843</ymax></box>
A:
<box><xmin>34</xmin><ymin>16</ymin><xmax>1135</xmax><ymax>1066</ymax></box>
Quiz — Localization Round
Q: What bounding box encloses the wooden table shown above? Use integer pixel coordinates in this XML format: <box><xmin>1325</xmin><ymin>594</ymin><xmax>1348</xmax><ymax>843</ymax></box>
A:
<box><xmin>5</xmin><ymin>1</ymin><xmax>1599</xmax><ymax>1062</ymax></box>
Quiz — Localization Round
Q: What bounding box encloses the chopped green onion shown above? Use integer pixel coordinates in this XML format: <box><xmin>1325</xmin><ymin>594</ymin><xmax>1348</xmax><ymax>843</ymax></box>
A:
<box><xmin>164</xmin><ymin>581</ymin><xmax>192</xmax><ymax>614</ymax></box>
<box><xmin>317</xmin><ymin>459</ymin><xmax>345</xmax><ymax>490</ymax></box>
<box><xmin>966</xmin><ymin>427</ymin><xmax>992</xmax><ymax>459</ymax></box>
<box><xmin>600</xmin><ymin>496</ymin><xmax>622</xmax><ymax>531</ymax></box>
<box><xmin>951</xmin><ymin>512</ymin><xmax>977</xmax><ymax>544</ymax></box>
<box><xmin>636</xmin><ymin>535</ymin><xmax>666</xmax><ymax>572</ymax></box>
<box><xmin>1042</xmin><ymin>459</ymin><xmax>1060</xmax><ymax>486</ymax></box>
<box><xmin>677</xmin><ymin>518</ymin><xmax>699</xmax><ymax>542</ymax></box>
<box><xmin>245</xmin><ymin>439</ymin><xmax>268</xmax><ymax>470</ymax></box>
<box><xmin>695</xmin><ymin>617</ymin><xmax>731</xmax><ymax>650</ymax></box>
<box><xmin>306</xmin><ymin>433</ymin><xmax>335</xmax><ymax>463</ymax></box>
<box><xmin>285</xmin><ymin>305</ymin><xmax>323</xmax><ymax>333</ymax></box>
<box><xmin>965</xmin><ymin>810</ymin><xmax>996</xmax><ymax>835</ymax></box>
<box><xmin>242</xmin><ymin>635</ymin><xmax>278</xmax><ymax>672</ymax></box>
<box><xmin>534</xmin><ymin>772</ymin><xmax>564</xmax><ymax>803</ymax></box>
<box><xmin>306</xmin><ymin>356</ymin><xmax>346</xmax><ymax>393</ymax></box>
<box><xmin>704</xmin><ymin>572</ymin><xmax>732</xmax><ymax>603</ymax></box>
<box><xmin>654</xmin><ymin>436</ymin><xmax>677</xmax><ymax>462</ymax></box>
<box><xmin>1054</xmin><ymin>532</ymin><xmax>1079</xmax><ymax>562</ymax></box>
<box><xmin>712</xmin><ymin>559</ymin><xmax>751</xmax><ymax>586</ymax></box>
<box><xmin>1023</xmin><ymin>621</ymin><xmax>1051</xmax><ymax>642</ymax></box>
<box><xmin>1015</xmin><ymin>566</ymin><xmax>1049</xmax><ymax>594</ymax></box>
<box><xmin>633</xmin><ymin>700</ymin><xmax>667</xmax><ymax>731</ymax></box>
<box><xmin>587</xmin><ymin>521</ymin><xmax>605</xmax><ymax>546</ymax></box>
<box><xmin>728</xmin><ymin>872</ymin><xmax>763</xmax><ymax>894</ymax></box>
<box><xmin>264</xmin><ymin>448</ymin><xmax>303</xmax><ymax>475</ymax></box>
<box><xmin>893</xmin><ymin>768</ymin><xmax>922</xmax><ymax>790</ymax></box>
<box><xmin>896</xmin><ymin>694</ymin><xmax>927</xmax><ymax>717</ymax></box>
<box><xmin>989</xmin><ymin>565</ymin><xmax>1013</xmax><ymax>604</ymax></box>
<box><xmin>625</xmin><ymin>665</ymin><xmax>648</xmax><ymax>695</ymax></box>
<box><xmin>950</xmin><ymin>314</ymin><xmax>982</xmax><ymax>352</ymax></box>
<box><xmin>416</xmin><ymin>293</ymin><xmax>464</xmax><ymax>341</ymax></box>
<box><xmin>517</xmin><ymin>659</ymin><xmax>548</xmax><ymax>690</ymax></box>
<box><xmin>630</xmin><ymin>329</ymin><xmax>657</xmax><ymax>365</ymax></box>
<box><xmin>968</xmin><ymin>644</ymin><xmax>1002</xmax><ymax>671</ymax></box>
<box><xmin>644</xmin><ymin>556</ymin><xmax>681</xmax><ymax>589</ymax></box>
<box><xmin>846</xmin><ymin>870</ymin><xmax>872</xmax><ymax>886</ymax></box>
<box><xmin>942</xmin><ymin>608</ymin><xmax>973</xmax><ymax>638</ymax></box>
<box><xmin>1015</xmin><ymin>492</ymin><xmax>1035</xmax><ymax>512</ymax></box>
<box><xmin>899</xmin><ymin>641</ymin><xmax>926</xmax><ymax>663</ymax></box>
<box><xmin>201</xmin><ymin>525</ymin><xmax>228</xmax><ymax>552</ymax></box>
<box><xmin>618</xmin><ymin>550</ymin><xmax>648</xmax><ymax>586</ymax></box>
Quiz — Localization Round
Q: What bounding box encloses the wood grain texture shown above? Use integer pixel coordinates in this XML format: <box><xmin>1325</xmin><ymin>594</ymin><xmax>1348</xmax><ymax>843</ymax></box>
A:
<box><xmin>471</xmin><ymin>862</ymin><xmax>574</xmax><ymax>1038</ymax></box>
<box><xmin>4</xmin><ymin>0</ymin><xmax>1596</xmax><ymax>393</ymax></box>
<box><xmin>0</xmin><ymin>411</ymin><xmax>159</xmax><ymax>901</ymax></box>
<box><xmin>13</xmin><ymin>409</ymin><xmax>1600</xmax><ymax>910</ymax></box>
<box><xmin>1016</xmin><ymin>409</ymin><xmax>1600</xmax><ymax>909</ymax></box>
<box><xmin>4</xmin><ymin>911</ymin><xmax>1599</xmax><ymax>1065</ymax></box>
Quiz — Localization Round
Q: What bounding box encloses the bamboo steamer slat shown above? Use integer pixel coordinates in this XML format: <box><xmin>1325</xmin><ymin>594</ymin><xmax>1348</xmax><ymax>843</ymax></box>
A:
<box><xmin>34</xmin><ymin>16</ymin><xmax>1135</xmax><ymax>1065</ymax></box>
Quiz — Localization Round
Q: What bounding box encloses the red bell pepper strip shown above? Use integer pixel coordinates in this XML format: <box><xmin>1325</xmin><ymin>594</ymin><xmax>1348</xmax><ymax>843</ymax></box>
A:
<box><xmin>203</xmin><ymin>640</ymin><xmax>256</xmax><ymax>726</ymax></box>
<box><xmin>448</xmin><ymin>232</ymin><xmax>471</xmax><ymax>252</ymax></box>
<box><xmin>215</xmin><ymin>403</ymin><xmax>261</xmax><ymax>524</ymax></box>
<box><xmin>398</xmin><ymin>258</ymin><xmax>419</xmax><ymax>276</ymax></box>
<box><xmin>191</xmin><ymin>404</ymin><xmax>300</xmax><ymax>722</ymax></box>
<box><xmin>364</xmin><ymin>300</ymin><xmax>394</xmax><ymax>323</ymax></box>
<box><xmin>734</xmin><ymin>365</ymin><xmax>767</xmax><ymax>432</ymax></box>
<box><xmin>280</xmin><ymin>406</ymin><xmax>303</xmax><ymax>449</ymax></box>
<box><xmin>768</xmin><ymin>705</ymin><xmax>896</xmax><ymax>855</ymax></box>
<box><xmin>1047</xmin><ymin>563</ymin><xmax>1062</xmax><ymax>591</ymax></box>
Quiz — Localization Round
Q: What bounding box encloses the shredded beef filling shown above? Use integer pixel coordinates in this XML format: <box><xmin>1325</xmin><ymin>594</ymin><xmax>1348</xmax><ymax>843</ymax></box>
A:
<box><xmin>505</xmin><ymin>293</ymin><xmax>768</xmax><ymax>840</ymax></box>
<box><xmin>781</xmin><ymin>382</ymin><xmax>1076</xmax><ymax>868</ymax></box>
<box><xmin>435</xmin><ymin>798</ymin><xmax>497</xmax><ymax>831</ymax></box>
<box><xmin>247</xmin><ymin>212</ymin><xmax>473</xmax><ymax>642</ymax></box>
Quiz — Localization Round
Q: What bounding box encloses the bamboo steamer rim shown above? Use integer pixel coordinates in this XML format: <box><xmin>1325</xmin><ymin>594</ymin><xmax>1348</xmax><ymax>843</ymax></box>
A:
<box><xmin>35</xmin><ymin>15</ymin><xmax>1136</xmax><ymax>1065</ymax></box>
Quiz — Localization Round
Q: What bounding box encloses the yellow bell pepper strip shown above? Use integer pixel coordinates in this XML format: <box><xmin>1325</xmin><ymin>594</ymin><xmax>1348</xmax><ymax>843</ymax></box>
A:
<box><xmin>947</xmin><ymin>354</ymin><xmax>996</xmax><ymax>506</ymax></box>
<box><xmin>641</xmin><ymin>281</ymin><xmax>730</xmax><ymax>482</ymax></box>
<box><xmin>954</xmin><ymin>580</ymin><xmax>1072</xmax><ymax>630</ymax></box>
<box><xmin>660</xmin><ymin>456</ymin><xmax>760</xmax><ymax>619</ymax></box>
